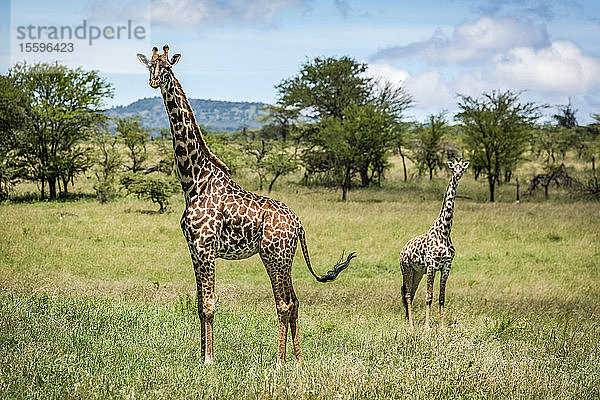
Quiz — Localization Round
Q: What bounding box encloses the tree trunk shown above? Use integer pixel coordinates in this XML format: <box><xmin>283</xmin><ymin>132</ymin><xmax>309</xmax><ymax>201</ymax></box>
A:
<box><xmin>258</xmin><ymin>174</ymin><xmax>263</xmax><ymax>191</ymax></box>
<box><xmin>488</xmin><ymin>176</ymin><xmax>495</xmax><ymax>202</ymax></box>
<box><xmin>400</xmin><ymin>149</ymin><xmax>407</xmax><ymax>182</ymax></box>
<box><xmin>62</xmin><ymin>177</ymin><xmax>69</xmax><ymax>196</ymax></box>
<box><xmin>516</xmin><ymin>177</ymin><xmax>520</xmax><ymax>203</ymax></box>
<box><xmin>268</xmin><ymin>171</ymin><xmax>281</xmax><ymax>193</ymax></box>
<box><xmin>341</xmin><ymin>167</ymin><xmax>351</xmax><ymax>201</ymax></box>
<box><xmin>359</xmin><ymin>167</ymin><xmax>369</xmax><ymax>187</ymax></box>
<box><xmin>48</xmin><ymin>177</ymin><xmax>57</xmax><ymax>200</ymax></box>
<box><xmin>429</xmin><ymin>167</ymin><xmax>433</xmax><ymax>180</ymax></box>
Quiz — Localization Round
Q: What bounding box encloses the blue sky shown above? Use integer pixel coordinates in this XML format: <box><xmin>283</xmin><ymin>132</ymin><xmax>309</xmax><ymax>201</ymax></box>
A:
<box><xmin>2</xmin><ymin>0</ymin><xmax>600</xmax><ymax>123</ymax></box>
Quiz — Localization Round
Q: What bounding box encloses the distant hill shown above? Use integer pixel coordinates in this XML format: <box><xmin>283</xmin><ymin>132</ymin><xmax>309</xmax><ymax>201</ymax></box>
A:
<box><xmin>106</xmin><ymin>97</ymin><xmax>269</xmax><ymax>132</ymax></box>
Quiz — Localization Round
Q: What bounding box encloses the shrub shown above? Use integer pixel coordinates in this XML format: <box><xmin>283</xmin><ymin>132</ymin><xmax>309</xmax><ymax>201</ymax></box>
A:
<box><xmin>120</xmin><ymin>172</ymin><xmax>179</xmax><ymax>213</ymax></box>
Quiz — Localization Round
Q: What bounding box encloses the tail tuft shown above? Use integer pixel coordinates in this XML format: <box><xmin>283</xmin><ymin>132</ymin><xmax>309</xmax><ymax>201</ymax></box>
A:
<box><xmin>298</xmin><ymin>227</ymin><xmax>356</xmax><ymax>283</ymax></box>
<box><xmin>317</xmin><ymin>250</ymin><xmax>357</xmax><ymax>282</ymax></box>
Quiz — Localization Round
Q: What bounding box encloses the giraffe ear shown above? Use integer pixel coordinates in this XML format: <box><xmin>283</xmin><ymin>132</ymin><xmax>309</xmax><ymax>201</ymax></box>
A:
<box><xmin>137</xmin><ymin>53</ymin><xmax>150</xmax><ymax>66</ymax></box>
<box><xmin>463</xmin><ymin>161</ymin><xmax>470</xmax><ymax>169</ymax></box>
<box><xmin>447</xmin><ymin>161</ymin><xmax>455</xmax><ymax>169</ymax></box>
<box><xmin>170</xmin><ymin>54</ymin><xmax>181</xmax><ymax>66</ymax></box>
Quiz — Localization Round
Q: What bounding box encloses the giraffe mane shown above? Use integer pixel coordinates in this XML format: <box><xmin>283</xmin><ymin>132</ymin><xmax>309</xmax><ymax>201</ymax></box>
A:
<box><xmin>171</xmin><ymin>77</ymin><xmax>231</xmax><ymax>176</ymax></box>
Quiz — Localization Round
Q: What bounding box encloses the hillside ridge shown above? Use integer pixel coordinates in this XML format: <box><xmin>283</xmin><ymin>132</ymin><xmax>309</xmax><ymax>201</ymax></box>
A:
<box><xmin>107</xmin><ymin>97</ymin><xmax>269</xmax><ymax>132</ymax></box>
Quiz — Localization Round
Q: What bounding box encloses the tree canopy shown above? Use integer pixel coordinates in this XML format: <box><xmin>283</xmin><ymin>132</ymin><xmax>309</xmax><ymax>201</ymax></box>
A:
<box><xmin>0</xmin><ymin>76</ymin><xmax>31</xmax><ymax>199</ymax></box>
<box><xmin>410</xmin><ymin>113</ymin><xmax>448</xmax><ymax>180</ymax></box>
<box><xmin>115</xmin><ymin>116</ymin><xmax>150</xmax><ymax>173</ymax></box>
<box><xmin>275</xmin><ymin>56</ymin><xmax>412</xmax><ymax>200</ymax></box>
<box><xmin>6</xmin><ymin>62</ymin><xmax>113</xmax><ymax>199</ymax></box>
<box><xmin>456</xmin><ymin>90</ymin><xmax>542</xmax><ymax>202</ymax></box>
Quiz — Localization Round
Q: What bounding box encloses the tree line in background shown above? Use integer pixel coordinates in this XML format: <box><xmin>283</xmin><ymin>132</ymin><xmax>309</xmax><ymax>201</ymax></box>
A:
<box><xmin>1</xmin><ymin>60</ymin><xmax>599</xmax><ymax>207</ymax></box>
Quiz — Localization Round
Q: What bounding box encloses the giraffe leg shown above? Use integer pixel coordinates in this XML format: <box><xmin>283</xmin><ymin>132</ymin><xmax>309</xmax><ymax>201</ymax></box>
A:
<box><xmin>425</xmin><ymin>266</ymin><xmax>435</xmax><ymax>329</ymax></box>
<box><xmin>261</xmin><ymin>253</ymin><xmax>296</xmax><ymax>364</ymax></box>
<box><xmin>409</xmin><ymin>271</ymin><xmax>424</xmax><ymax>327</ymax></box>
<box><xmin>193</xmin><ymin>247</ymin><xmax>216</xmax><ymax>365</ymax></box>
<box><xmin>400</xmin><ymin>262</ymin><xmax>413</xmax><ymax>326</ymax></box>
<box><xmin>271</xmin><ymin>278</ymin><xmax>293</xmax><ymax>364</ymax></box>
<box><xmin>259</xmin><ymin>218</ymin><xmax>301</xmax><ymax>364</ymax></box>
<box><xmin>201</xmin><ymin>274</ymin><xmax>215</xmax><ymax>365</ymax></box>
<box><xmin>439</xmin><ymin>267</ymin><xmax>450</xmax><ymax>328</ymax></box>
<box><xmin>289</xmin><ymin>286</ymin><xmax>303</xmax><ymax>362</ymax></box>
<box><xmin>193</xmin><ymin>266</ymin><xmax>205</xmax><ymax>360</ymax></box>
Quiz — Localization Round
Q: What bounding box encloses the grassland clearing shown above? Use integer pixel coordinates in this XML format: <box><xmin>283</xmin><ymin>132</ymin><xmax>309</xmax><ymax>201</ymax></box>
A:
<box><xmin>1</xmin><ymin>163</ymin><xmax>599</xmax><ymax>398</ymax></box>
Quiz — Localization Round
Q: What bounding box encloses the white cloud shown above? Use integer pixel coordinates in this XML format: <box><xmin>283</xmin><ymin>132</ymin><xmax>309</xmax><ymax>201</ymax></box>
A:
<box><xmin>368</xmin><ymin>14</ymin><xmax>600</xmax><ymax>123</ymax></box>
<box><xmin>86</xmin><ymin>0</ymin><xmax>310</xmax><ymax>29</ymax></box>
<box><xmin>405</xmin><ymin>70</ymin><xmax>454</xmax><ymax>110</ymax></box>
<box><xmin>368</xmin><ymin>63</ymin><xmax>454</xmax><ymax>118</ymax></box>
<box><xmin>494</xmin><ymin>40</ymin><xmax>600</xmax><ymax>94</ymax></box>
<box><xmin>368</xmin><ymin>62</ymin><xmax>410</xmax><ymax>84</ymax></box>
<box><xmin>371</xmin><ymin>16</ymin><xmax>549</xmax><ymax>63</ymax></box>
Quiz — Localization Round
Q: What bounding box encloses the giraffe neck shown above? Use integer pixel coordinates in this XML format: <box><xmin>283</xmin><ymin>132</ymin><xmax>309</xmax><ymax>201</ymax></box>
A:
<box><xmin>438</xmin><ymin>175</ymin><xmax>458</xmax><ymax>236</ymax></box>
<box><xmin>160</xmin><ymin>72</ymin><xmax>229</xmax><ymax>197</ymax></box>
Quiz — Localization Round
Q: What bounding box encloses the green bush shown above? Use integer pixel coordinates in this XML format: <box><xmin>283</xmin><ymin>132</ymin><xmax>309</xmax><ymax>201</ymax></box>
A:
<box><xmin>120</xmin><ymin>172</ymin><xmax>179</xmax><ymax>213</ymax></box>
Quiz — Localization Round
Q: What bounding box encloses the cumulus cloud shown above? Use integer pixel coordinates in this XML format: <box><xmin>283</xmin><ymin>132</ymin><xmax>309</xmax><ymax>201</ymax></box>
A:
<box><xmin>368</xmin><ymin>63</ymin><xmax>454</xmax><ymax>112</ymax></box>
<box><xmin>371</xmin><ymin>16</ymin><xmax>549</xmax><ymax>63</ymax></box>
<box><xmin>368</xmin><ymin>14</ymin><xmax>600</xmax><ymax>122</ymax></box>
<box><xmin>494</xmin><ymin>40</ymin><xmax>600</xmax><ymax>94</ymax></box>
<box><xmin>86</xmin><ymin>0</ymin><xmax>311</xmax><ymax>29</ymax></box>
<box><xmin>368</xmin><ymin>62</ymin><xmax>410</xmax><ymax>84</ymax></box>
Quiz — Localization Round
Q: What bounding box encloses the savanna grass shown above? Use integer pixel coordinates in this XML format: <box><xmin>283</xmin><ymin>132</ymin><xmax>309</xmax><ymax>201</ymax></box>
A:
<box><xmin>1</xmin><ymin>161</ymin><xmax>599</xmax><ymax>399</ymax></box>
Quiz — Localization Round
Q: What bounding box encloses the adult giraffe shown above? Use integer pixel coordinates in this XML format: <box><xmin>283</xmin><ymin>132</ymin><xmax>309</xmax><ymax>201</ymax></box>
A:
<box><xmin>137</xmin><ymin>46</ymin><xmax>356</xmax><ymax>364</ymax></box>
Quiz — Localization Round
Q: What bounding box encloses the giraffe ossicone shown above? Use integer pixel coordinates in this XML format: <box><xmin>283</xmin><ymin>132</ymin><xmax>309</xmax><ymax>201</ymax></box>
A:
<box><xmin>399</xmin><ymin>159</ymin><xmax>469</xmax><ymax>328</ymax></box>
<box><xmin>137</xmin><ymin>45</ymin><xmax>356</xmax><ymax>364</ymax></box>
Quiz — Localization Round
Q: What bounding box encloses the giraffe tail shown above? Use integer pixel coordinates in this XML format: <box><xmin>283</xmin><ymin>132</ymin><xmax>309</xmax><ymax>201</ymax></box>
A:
<box><xmin>298</xmin><ymin>227</ymin><xmax>356</xmax><ymax>283</ymax></box>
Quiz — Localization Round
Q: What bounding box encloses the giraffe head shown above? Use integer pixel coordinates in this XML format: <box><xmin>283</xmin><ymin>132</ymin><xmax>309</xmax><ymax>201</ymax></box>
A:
<box><xmin>137</xmin><ymin>45</ymin><xmax>181</xmax><ymax>89</ymax></box>
<box><xmin>447</xmin><ymin>159</ymin><xmax>470</xmax><ymax>180</ymax></box>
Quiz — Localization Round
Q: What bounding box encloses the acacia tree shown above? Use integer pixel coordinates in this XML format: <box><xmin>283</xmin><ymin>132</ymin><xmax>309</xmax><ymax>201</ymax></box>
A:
<box><xmin>259</xmin><ymin>105</ymin><xmax>300</xmax><ymax>142</ymax></box>
<box><xmin>116</xmin><ymin>116</ymin><xmax>149</xmax><ymax>172</ymax></box>
<box><xmin>276</xmin><ymin>56</ymin><xmax>372</xmax><ymax>122</ymax></box>
<box><xmin>574</xmin><ymin>114</ymin><xmax>600</xmax><ymax>172</ymax></box>
<box><xmin>276</xmin><ymin>56</ymin><xmax>411</xmax><ymax>199</ymax></box>
<box><xmin>90</xmin><ymin>122</ymin><xmax>122</xmax><ymax>203</ymax></box>
<box><xmin>553</xmin><ymin>100</ymin><xmax>577</xmax><ymax>128</ymax></box>
<box><xmin>308</xmin><ymin>104</ymin><xmax>397</xmax><ymax>200</ymax></box>
<box><xmin>542</xmin><ymin>101</ymin><xmax>579</xmax><ymax>161</ymax></box>
<box><xmin>243</xmin><ymin>137</ymin><xmax>270</xmax><ymax>190</ymax></box>
<box><xmin>263</xmin><ymin>142</ymin><xmax>298</xmax><ymax>193</ymax></box>
<box><xmin>410</xmin><ymin>113</ymin><xmax>447</xmax><ymax>180</ymax></box>
<box><xmin>0</xmin><ymin>76</ymin><xmax>31</xmax><ymax>199</ymax></box>
<box><xmin>7</xmin><ymin>62</ymin><xmax>112</xmax><ymax>199</ymax></box>
<box><xmin>533</xmin><ymin>124</ymin><xmax>572</xmax><ymax>164</ymax></box>
<box><xmin>456</xmin><ymin>90</ymin><xmax>542</xmax><ymax>202</ymax></box>
<box><xmin>121</xmin><ymin>172</ymin><xmax>178</xmax><ymax>213</ymax></box>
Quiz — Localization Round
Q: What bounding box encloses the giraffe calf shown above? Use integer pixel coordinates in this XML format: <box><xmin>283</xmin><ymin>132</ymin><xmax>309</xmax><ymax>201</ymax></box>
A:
<box><xmin>400</xmin><ymin>160</ymin><xmax>469</xmax><ymax>328</ymax></box>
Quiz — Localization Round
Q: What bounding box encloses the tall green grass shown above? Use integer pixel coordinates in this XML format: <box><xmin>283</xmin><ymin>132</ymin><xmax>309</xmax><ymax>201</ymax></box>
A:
<box><xmin>1</xmin><ymin>291</ymin><xmax>598</xmax><ymax>399</ymax></box>
<box><xmin>1</xmin><ymin>167</ymin><xmax>599</xmax><ymax>398</ymax></box>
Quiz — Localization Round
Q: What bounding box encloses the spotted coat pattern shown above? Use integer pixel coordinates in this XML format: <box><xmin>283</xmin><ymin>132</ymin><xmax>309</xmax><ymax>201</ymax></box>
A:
<box><xmin>400</xmin><ymin>160</ymin><xmax>469</xmax><ymax>328</ymax></box>
<box><xmin>137</xmin><ymin>46</ymin><xmax>355</xmax><ymax>364</ymax></box>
